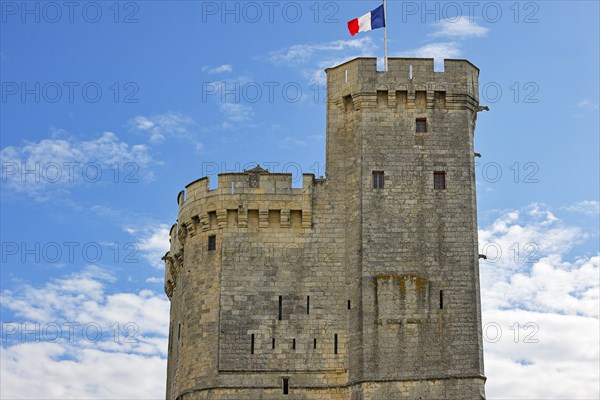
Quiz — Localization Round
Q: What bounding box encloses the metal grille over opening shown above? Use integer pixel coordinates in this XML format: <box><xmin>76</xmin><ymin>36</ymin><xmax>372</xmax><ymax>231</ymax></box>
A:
<box><xmin>372</xmin><ymin>171</ymin><xmax>384</xmax><ymax>189</ymax></box>
<box><xmin>434</xmin><ymin>171</ymin><xmax>446</xmax><ymax>190</ymax></box>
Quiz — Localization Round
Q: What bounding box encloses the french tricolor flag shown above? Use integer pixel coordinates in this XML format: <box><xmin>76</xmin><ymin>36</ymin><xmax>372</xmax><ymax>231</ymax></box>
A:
<box><xmin>348</xmin><ymin>4</ymin><xmax>386</xmax><ymax>36</ymax></box>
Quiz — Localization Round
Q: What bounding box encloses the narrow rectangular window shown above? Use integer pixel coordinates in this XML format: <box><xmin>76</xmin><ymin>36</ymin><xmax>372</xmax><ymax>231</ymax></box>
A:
<box><xmin>440</xmin><ymin>290</ymin><xmax>444</xmax><ymax>309</ymax></box>
<box><xmin>208</xmin><ymin>235</ymin><xmax>216</xmax><ymax>251</ymax></box>
<box><xmin>282</xmin><ymin>378</ymin><xmax>289</xmax><ymax>395</ymax></box>
<box><xmin>372</xmin><ymin>171</ymin><xmax>384</xmax><ymax>189</ymax></box>
<box><xmin>347</xmin><ymin>300</ymin><xmax>351</xmax><ymax>310</ymax></box>
<box><xmin>313</xmin><ymin>338</ymin><xmax>317</xmax><ymax>349</ymax></box>
<box><xmin>292</xmin><ymin>338</ymin><xmax>296</xmax><ymax>350</ymax></box>
<box><xmin>278</xmin><ymin>295</ymin><xmax>283</xmax><ymax>320</ymax></box>
<box><xmin>334</xmin><ymin>334</ymin><xmax>338</xmax><ymax>354</ymax></box>
<box><xmin>416</xmin><ymin>118</ymin><xmax>427</xmax><ymax>133</ymax></box>
<box><xmin>251</xmin><ymin>334</ymin><xmax>255</xmax><ymax>354</ymax></box>
<box><xmin>306</xmin><ymin>296</ymin><xmax>310</xmax><ymax>315</ymax></box>
<box><xmin>272</xmin><ymin>338</ymin><xmax>276</xmax><ymax>349</ymax></box>
<box><xmin>434</xmin><ymin>171</ymin><xmax>446</xmax><ymax>190</ymax></box>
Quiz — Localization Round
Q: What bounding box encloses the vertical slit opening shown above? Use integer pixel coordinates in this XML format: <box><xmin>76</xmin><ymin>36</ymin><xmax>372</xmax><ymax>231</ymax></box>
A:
<box><xmin>347</xmin><ymin>300</ymin><xmax>351</xmax><ymax>310</ymax></box>
<box><xmin>278</xmin><ymin>295</ymin><xmax>283</xmax><ymax>320</ymax></box>
<box><xmin>334</xmin><ymin>334</ymin><xmax>338</xmax><ymax>354</ymax></box>
<box><xmin>440</xmin><ymin>290</ymin><xmax>444</xmax><ymax>309</ymax></box>
<box><xmin>313</xmin><ymin>338</ymin><xmax>317</xmax><ymax>349</ymax></box>
<box><xmin>282</xmin><ymin>378</ymin><xmax>289</xmax><ymax>395</ymax></box>
<box><xmin>292</xmin><ymin>338</ymin><xmax>296</xmax><ymax>350</ymax></box>
<box><xmin>272</xmin><ymin>338</ymin><xmax>276</xmax><ymax>349</ymax></box>
<box><xmin>306</xmin><ymin>296</ymin><xmax>310</xmax><ymax>315</ymax></box>
<box><xmin>251</xmin><ymin>334</ymin><xmax>255</xmax><ymax>354</ymax></box>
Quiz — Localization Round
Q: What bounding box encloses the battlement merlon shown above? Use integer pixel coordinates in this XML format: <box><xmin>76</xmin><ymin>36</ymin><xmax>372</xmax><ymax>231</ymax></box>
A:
<box><xmin>326</xmin><ymin>57</ymin><xmax>480</xmax><ymax>108</ymax></box>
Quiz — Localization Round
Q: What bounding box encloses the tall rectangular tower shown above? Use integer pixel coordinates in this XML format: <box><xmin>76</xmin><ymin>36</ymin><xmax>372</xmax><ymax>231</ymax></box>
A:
<box><xmin>325</xmin><ymin>58</ymin><xmax>485</xmax><ymax>399</ymax></box>
<box><xmin>164</xmin><ymin>57</ymin><xmax>486</xmax><ymax>400</ymax></box>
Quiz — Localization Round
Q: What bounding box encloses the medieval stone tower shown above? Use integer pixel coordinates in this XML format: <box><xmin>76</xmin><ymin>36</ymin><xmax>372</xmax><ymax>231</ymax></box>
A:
<box><xmin>163</xmin><ymin>57</ymin><xmax>486</xmax><ymax>399</ymax></box>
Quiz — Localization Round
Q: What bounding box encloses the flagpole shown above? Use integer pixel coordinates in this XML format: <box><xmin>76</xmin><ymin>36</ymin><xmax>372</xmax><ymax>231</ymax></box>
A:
<box><xmin>383</xmin><ymin>0</ymin><xmax>388</xmax><ymax>71</ymax></box>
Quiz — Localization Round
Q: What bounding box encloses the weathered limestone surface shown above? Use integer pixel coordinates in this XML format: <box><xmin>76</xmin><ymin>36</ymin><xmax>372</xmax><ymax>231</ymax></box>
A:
<box><xmin>164</xmin><ymin>58</ymin><xmax>486</xmax><ymax>400</ymax></box>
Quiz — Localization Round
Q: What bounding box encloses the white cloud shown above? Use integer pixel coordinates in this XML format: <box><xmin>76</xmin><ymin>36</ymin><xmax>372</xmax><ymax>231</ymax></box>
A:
<box><xmin>203</xmin><ymin>64</ymin><xmax>233</xmax><ymax>74</ymax></box>
<box><xmin>0</xmin><ymin>266</ymin><xmax>168</xmax><ymax>333</ymax></box>
<box><xmin>431</xmin><ymin>19</ymin><xmax>489</xmax><ymax>38</ymax></box>
<box><xmin>266</xmin><ymin>37</ymin><xmax>377</xmax><ymax>84</ymax></box>
<box><xmin>267</xmin><ymin>37</ymin><xmax>376</xmax><ymax>65</ymax></box>
<box><xmin>483</xmin><ymin>309</ymin><xmax>599</xmax><ymax>399</ymax></box>
<box><xmin>0</xmin><ymin>266</ymin><xmax>170</xmax><ymax>399</ymax></box>
<box><xmin>1</xmin><ymin>343</ymin><xmax>166</xmax><ymax>399</ymax></box>
<box><xmin>1</xmin><ymin>132</ymin><xmax>151</xmax><ymax>168</ymax></box>
<box><xmin>129</xmin><ymin>112</ymin><xmax>196</xmax><ymax>144</ymax></box>
<box><xmin>220</xmin><ymin>102</ymin><xmax>255</xmax><ymax>123</ymax></box>
<box><xmin>201</xmin><ymin>77</ymin><xmax>258</xmax><ymax>130</ymax></box>
<box><xmin>0</xmin><ymin>132</ymin><xmax>153</xmax><ymax>201</ymax></box>
<box><xmin>124</xmin><ymin>224</ymin><xmax>170</xmax><ymax>269</ymax></box>
<box><xmin>391</xmin><ymin>19</ymin><xmax>486</xmax><ymax>71</ymax></box>
<box><xmin>479</xmin><ymin>204</ymin><xmax>599</xmax><ymax>398</ymax></box>
<box><xmin>479</xmin><ymin>204</ymin><xmax>597</xmax><ymax>315</ymax></box>
<box><xmin>576</xmin><ymin>99</ymin><xmax>599</xmax><ymax>111</ymax></box>
<box><xmin>562</xmin><ymin>200</ymin><xmax>600</xmax><ymax>215</ymax></box>
<box><xmin>395</xmin><ymin>42</ymin><xmax>462</xmax><ymax>70</ymax></box>
<box><xmin>485</xmin><ymin>254</ymin><xmax>599</xmax><ymax>317</ymax></box>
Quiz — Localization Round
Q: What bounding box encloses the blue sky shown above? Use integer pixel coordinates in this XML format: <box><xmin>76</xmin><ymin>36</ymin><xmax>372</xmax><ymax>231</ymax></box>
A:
<box><xmin>1</xmin><ymin>1</ymin><xmax>598</xmax><ymax>398</ymax></box>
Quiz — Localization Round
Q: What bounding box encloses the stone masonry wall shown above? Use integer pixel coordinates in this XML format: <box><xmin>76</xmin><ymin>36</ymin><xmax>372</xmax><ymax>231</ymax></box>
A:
<box><xmin>164</xmin><ymin>58</ymin><xmax>486</xmax><ymax>400</ymax></box>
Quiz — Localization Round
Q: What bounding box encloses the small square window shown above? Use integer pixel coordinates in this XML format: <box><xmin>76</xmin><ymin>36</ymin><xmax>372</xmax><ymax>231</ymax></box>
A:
<box><xmin>434</xmin><ymin>171</ymin><xmax>446</xmax><ymax>190</ymax></box>
<box><xmin>208</xmin><ymin>235</ymin><xmax>216</xmax><ymax>251</ymax></box>
<box><xmin>416</xmin><ymin>118</ymin><xmax>427</xmax><ymax>133</ymax></box>
<box><xmin>372</xmin><ymin>171</ymin><xmax>384</xmax><ymax>189</ymax></box>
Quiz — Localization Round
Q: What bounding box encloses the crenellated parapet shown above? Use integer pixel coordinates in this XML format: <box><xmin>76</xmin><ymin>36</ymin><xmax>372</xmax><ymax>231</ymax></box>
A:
<box><xmin>326</xmin><ymin>57</ymin><xmax>480</xmax><ymax>112</ymax></box>
<box><xmin>178</xmin><ymin>165</ymin><xmax>314</xmax><ymax>232</ymax></box>
<box><xmin>164</xmin><ymin>166</ymin><xmax>315</xmax><ymax>298</ymax></box>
